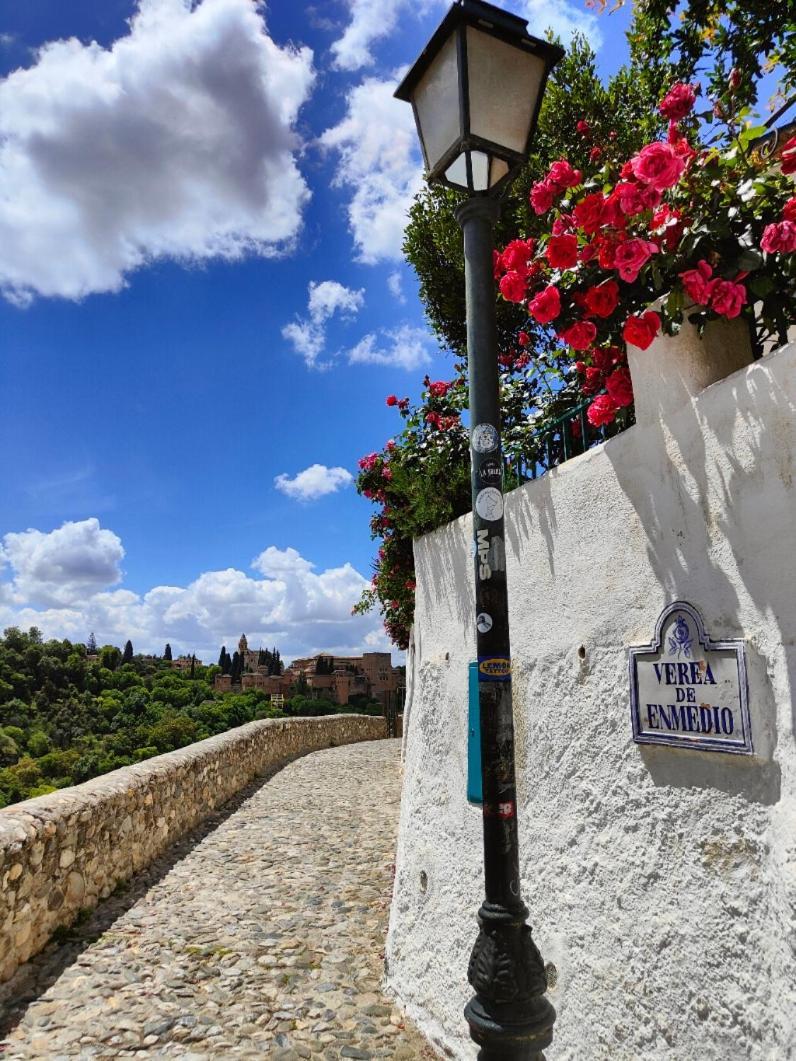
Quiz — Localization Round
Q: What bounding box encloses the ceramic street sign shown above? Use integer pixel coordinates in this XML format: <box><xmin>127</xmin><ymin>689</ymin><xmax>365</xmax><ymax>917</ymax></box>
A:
<box><xmin>628</xmin><ymin>601</ymin><xmax>752</xmax><ymax>755</ymax></box>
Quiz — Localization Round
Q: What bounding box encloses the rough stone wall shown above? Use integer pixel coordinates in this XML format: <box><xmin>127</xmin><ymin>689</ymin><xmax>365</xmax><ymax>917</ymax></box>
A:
<box><xmin>0</xmin><ymin>715</ymin><xmax>385</xmax><ymax>982</ymax></box>
<box><xmin>386</xmin><ymin>342</ymin><xmax>796</xmax><ymax>1059</ymax></box>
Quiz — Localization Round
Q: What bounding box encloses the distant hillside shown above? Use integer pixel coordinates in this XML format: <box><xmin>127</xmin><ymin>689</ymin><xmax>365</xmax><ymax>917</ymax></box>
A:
<box><xmin>0</xmin><ymin>627</ymin><xmax>380</xmax><ymax>807</ymax></box>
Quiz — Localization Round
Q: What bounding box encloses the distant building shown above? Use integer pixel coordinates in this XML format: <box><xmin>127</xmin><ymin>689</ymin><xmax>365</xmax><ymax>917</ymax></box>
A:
<box><xmin>213</xmin><ymin>640</ymin><xmax>402</xmax><ymax>707</ymax></box>
<box><xmin>171</xmin><ymin>655</ymin><xmax>202</xmax><ymax>672</ymax></box>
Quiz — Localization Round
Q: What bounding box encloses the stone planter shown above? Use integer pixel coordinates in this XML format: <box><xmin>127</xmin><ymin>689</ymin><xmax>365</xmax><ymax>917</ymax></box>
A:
<box><xmin>626</xmin><ymin>303</ymin><xmax>753</xmax><ymax>429</ymax></box>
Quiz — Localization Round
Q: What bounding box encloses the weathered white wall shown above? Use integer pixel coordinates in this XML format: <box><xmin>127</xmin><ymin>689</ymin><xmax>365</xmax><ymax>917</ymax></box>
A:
<box><xmin>386</xmin><ymin>342</ymin><xmax>796</xmax><ymax>1059</ymax></box>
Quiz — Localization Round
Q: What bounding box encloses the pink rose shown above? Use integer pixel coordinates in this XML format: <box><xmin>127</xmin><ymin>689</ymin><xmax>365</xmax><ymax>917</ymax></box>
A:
<box><xmin>623</xmin><ymin>311</ymin><xmax>660</xmax><ymax>351</ymax></box>
<box><xmin>499</xmin><ymin>270</ymin><xmax>527</xmax><ymax>303</ymax></box>
<box><xmin>587</xmin><ymin>394</ymin><xmax>617</xmax><ymax>427</ymax></box>
<box><xmin>761</xmin><ymin>221</ymin><xmax>796</xmax><ymax>254</ymax></box>
<box><xmin>548</xmin><ymin>159</ymin><xmax>582</xmax><ymax>189</ymax></box>
<box><xmin>617</xmin><ymin>181</ymin><xmax>662</xmax><ymax>217</ymax></box>
<box><xmin>613</xmin><ymin>238</ymin><xmax>658</xmax><ymax>282</ymax></box>
<box><xmin>679</xmin><ymin>260</ymin><xmax>715</xmax><ymax>305</ymax></box>
<box><xmin>528</xmin><ymin>285</ymin><xmax>561</xmax><ymax>325</ymax></box>
<box><xmin>630</xmin><ymin>142</ymin><xmax>686</xmax><ymax>191</ymax></box>
<box><xmin>559</xmin><ymin>320</ymin><xmax>597</xmax><ymax>351</ymax></box>
<box><xmin>710</xmin><ymin>279</ymin><xmax>747</xmax><ymax>319</ymax></box>
<box><xmin>530</xmin><ymin>179</ymin><xmax>557</xmax><ymax>215</ymax></box>
<box><xmin>659</xmin><ymin>82</ymin><xmax>697</xmax><ymax>121</ymax></box>
<box><xmin>605</xmin><ymin>366</ymin><xmax>634</xmax><ymax>408</ymax></box>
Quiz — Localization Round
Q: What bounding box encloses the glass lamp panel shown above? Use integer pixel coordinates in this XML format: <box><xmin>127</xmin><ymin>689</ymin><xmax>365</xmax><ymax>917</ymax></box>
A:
<box><xmin>470</xmin><ymin>151</ymin><xmax>489</xmax><ymax>191</ymax></box>
<box><xmin>489</xmin><ymin>157</ymin><xmax>510</xmax><ymax>188</ymax></box>
<box><xmin>466</xmin><ymin>26</ymin><xmax>546</xmax><ymax>155</ymax></box>
<box><xmin>413</xmin><ymin>33</ymin><xmax>462</xmax><ymax>173</ymax></box>
<box><xmin>444</xmin><ymin>152</ymin><xmax>470</xmax><ymax>189</ymax></box>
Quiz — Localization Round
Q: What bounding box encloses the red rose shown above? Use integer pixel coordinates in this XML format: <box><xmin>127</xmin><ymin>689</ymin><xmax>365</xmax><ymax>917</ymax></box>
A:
<box><xmin>425</xmin><ymin>411</ymin><xmax>441</xmax><ymax>428</ymax></box>
<box><xmin>761</xmin><ymin>221</ymin><xmax>796</xmax><ymax>254</ymax></box>
<box><xmin>386</xmin><ymin>394</ymin><xmax>398</xmax><ymax>406</ymax></box>
<box><xmin>630</xmin><ymin>142</ymin><xmax>686</xmax><ymax>191</ymax></box>
<box><xmin>584</xmin><ymin>280</ymin><xmax>619</xmax><ymax>318</ymax></box>
<box><xmin>546</xmin><ymin>233</ymin><xmax>579</xmax><ymax>270</ymax></box>
<box><xmin>576</xmin><ymin>119</ymin><xmax>591</xmax><ymax>136</ymax></box>
<box><xmin>596</xmin><ymin>235</ymin><xmax>619</xmax><ymax>269</ymax></box>
<box><xmin>613</xmin><ymin>237</ymin><xmax>658</xmax><ymax>282</ymax></box>
<box><xmin>710</xmin><ymin>279</ymin><xmax>747</xmax><ymax>319</ymax></box>
<box><xmin>605</xmin><ymin>366</ymin><xmax>634</xmax><ymax>408</ymax></box>
<box><xmin>600</xmin><ymin>193</ymin><xmax>626</xmax><ymax>230</ymax></box>
<box><xmin>780</xmin><ymin>135</ymin><xmax>796</xmax><ymax>175</ymax></box>
<box><xmin>680</xmin><ymin>260</ymin><xmax>715</xmax><ymax>305</ymax></box>
<box><xmin>493</xmin><ymin>249</ymin><xmax>504</xmax><ymax>279</ymax></box>
<box><xmin>659</xmin><ymin>82</ymin><xmax>697</xmax><ymax>121</ymax></box>
<box><xmin>530</xmin><ymin>179</ymin><xmax>557</xmax><ymax>215</ymax></box>
<box><xmin>518</xmin><ymin>331</ymin><xmax>530</xmax><ymax>347</ymax></box>
<box><xmin>589</xmin><ymin>146</ymin><xmax>602</xmax><ymax>164</ymax></box>
<box><xmin>548</xmin><ymin>159</ymin><xmax>582</xmax><ymax>189</ymax></box>
<box><xmin>428</xmin><ymin>380</ymin><xmax>450</xmax><ymax>398</ymax></box>
<box><xmin>783</xmin><ymin>199</ymin><xmax>796</xmax><ymax>223</ymax></box>
<box><xmin>358</xmin><ymin>452</ymin><xmax>379</xmax><ymax>471</ymax></box>
<box><xmin>581</xmin><ymin>366</ymin><xmax>603</xmax><ymax>395</ymax></box>
<box><xmin>587</xmin><ymin>394</ymin><xmax>617</xmax><ymax>427</ymax></box>
<box><xmin>573</xmin><ymin>192</ymin><xmax>606</xmax><ymax>235</ymax></box>
<box><xmin>499</xmin><ymin>270</ymin><xmax>527</xmax><ymax>303</ymax></box>
<box><xmin>500</xmin><ymin>238</ymin><xmax>536</xmax><ymax>273</ymax></box>
<box><xmin>559</xmin><ymin>320</ymin><xmax>597</xmax><ymax>351</ymax></box>
<box><xmin>623</xmin><ymin>311</ymin><xmax>660</xmax><ymax>350</ymax></box>
<box><xmin>528</xmin><ymin>285</ymin><xmax>561</xmax><ymax>325</ymax></box>
<box><xmin>592</xmin><ymin>345</ymin><xmax>621</xmax><ymax>372</ymax></box>
<box><xmin>551</xmin><ymin>214</ymin><xmax>574</xmax><ymax>236</ymax></box>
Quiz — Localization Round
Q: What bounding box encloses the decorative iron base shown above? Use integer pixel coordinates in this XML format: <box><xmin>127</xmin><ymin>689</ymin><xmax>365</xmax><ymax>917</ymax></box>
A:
<box><xmin>465</xmin><ymin>902</ymin><xmax>555</xmax><ymax>1060</ymax></box>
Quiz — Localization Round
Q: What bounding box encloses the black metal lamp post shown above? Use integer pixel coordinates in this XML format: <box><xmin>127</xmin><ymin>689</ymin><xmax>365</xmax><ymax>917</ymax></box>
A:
<box><xmin>395</xmin><ymin>4</ymin><xmax>563</xmax><ymax>1058</ymax></box>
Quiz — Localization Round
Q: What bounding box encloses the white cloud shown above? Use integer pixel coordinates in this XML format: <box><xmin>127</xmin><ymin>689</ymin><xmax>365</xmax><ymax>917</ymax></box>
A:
<box><xmin>0</xmin><ymin>0</ymin><xmax>315</xmax><ymax>304</ymax></box>
<box><xmin>330</xmin><ymin>0</ymin><xmax>600</xmax><ymax>74</ymax></box>
<box><xmin>0</xmin><ymin>519</ymin><xmax>125</xmax><ymax>607</ymax></box>
<box><xmin>282</xmin><ymin>278</ymin><xmax>364</xmax><ymax>368</ymax></box>
<box><xmin>274</xmin><ymin>464</ymin><xmax>354</xmax><ymax>501</ymax></box>
<box><xmin>387</xmin><ymin>270</ymin><xmax>406</xmax><ymax>303</ymax></box>
<box><xmin>0</xmin><ymin>528</ymin><xmax>390</xmax><ymax>663</ymax></box>
<box><xmin>320</xmin><ymin>76</ymin><xmax>423</xmax><ymax>263</ymax></box>
<box><xmin>347</xmin><ymin>324</ymin><xmax>432</xmax><ymax>370</ymax></box>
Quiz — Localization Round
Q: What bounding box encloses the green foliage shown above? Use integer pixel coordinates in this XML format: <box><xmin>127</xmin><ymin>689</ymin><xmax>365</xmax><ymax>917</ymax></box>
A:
<box><xmin>0</xmin><ymin>628</ymin><xmax>383</xmax><ymax>806</ymax></box>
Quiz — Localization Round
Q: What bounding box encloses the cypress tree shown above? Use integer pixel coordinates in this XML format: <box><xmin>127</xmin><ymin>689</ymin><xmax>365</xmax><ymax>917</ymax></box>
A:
<box><xmin>87</xmin><ymin>632</ymin><xmax>97</xmax><ymax>654</ymax></box>
<box><xmin>122</xmin><ymin>640</ymin><xmax>134</xmax><ymax>664</ymax></box>
<box><xmin>164</xmin><ymin>643</ymin><xmax>173</xmax><ymax>661</ymax></box>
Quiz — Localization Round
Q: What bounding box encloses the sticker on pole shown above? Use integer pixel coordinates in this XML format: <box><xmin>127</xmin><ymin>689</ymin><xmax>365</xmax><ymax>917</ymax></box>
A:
<box><xmin>478</xmin><ymin>656</ymin><xmax>511</xmax><ymax>682</ymax></box>
<box><xmin>471</xmin><ymin>424</ymin><xmax>499</xmax><ymax>453</ymax></box>
<box><xmin>476</xmin><ymin>612</ymin><xmax>493</xmax><ymax>633</ymax></box>
<box><xmin>475</xmin><ymin>488</ymin><xmax>503</xmax><ymax>521</ymax></box>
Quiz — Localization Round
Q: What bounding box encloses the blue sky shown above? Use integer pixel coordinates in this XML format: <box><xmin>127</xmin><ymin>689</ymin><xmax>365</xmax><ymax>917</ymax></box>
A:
<box><xmin>0</xmin><ymin>0</ymin><xmax>633</xmax><ymax>663</ymax></box>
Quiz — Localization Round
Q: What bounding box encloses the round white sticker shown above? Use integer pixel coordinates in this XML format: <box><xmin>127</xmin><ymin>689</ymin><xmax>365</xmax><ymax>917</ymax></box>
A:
<box><xmin>475</xmin><ymin>487</ymin><xmax>503</xmax><ymax>522</ymax></box>
<box><xmin>476</xmin><ymin>612</ymin><xmax>493</xmax><ymax>633</ymax></box>
<box><xmin>471</xmin><ymin>423</ymin><xmax>499</xmax><ymax>454</ymax></box>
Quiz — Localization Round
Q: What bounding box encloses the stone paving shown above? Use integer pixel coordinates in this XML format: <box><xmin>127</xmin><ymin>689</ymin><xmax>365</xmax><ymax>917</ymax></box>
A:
<box><xmin>0</xmin><ymin>739</ymin><xmax>436</xmax><ymax>1059</ymax></box>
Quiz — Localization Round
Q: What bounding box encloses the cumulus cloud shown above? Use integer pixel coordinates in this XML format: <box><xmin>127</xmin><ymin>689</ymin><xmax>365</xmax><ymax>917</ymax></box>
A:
<box><xmin>274</xmin><ymin>464</ymin><xmax>354</xmax><ymax>501</ymax></box>
<box><xmin>347</xmin><ymin>324</ymin><xmax>432</xmax><ymax>370</ymax></box>
<box><xmin>282</xmin><ymin>279</ymin><xmax>365</xmax><ymax>367</ymax></box>
<box><xmin>319</xmin><ymin>76</ymin><xmax>422</xmax><ymax>263</ymax></box>
<box><xmin>0</xmin><ymin>528</ymin><xmax>390</xmax><ymax>662</ymax></box>
<box><xmin>1</xmin><ymin>519</ymin><xmax>124</xmax><ymax>607</ymax></box>
<box><xmin>0</xmin><ymin>0</ymin><xmax>315</xmax><ymax>304</ymax></box>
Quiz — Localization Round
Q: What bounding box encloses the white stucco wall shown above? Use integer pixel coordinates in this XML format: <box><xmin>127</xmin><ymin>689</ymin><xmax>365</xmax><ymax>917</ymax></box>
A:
<box><xmin>386</xmin><ymin>341</ymin><xmax>796</xmax><ymax>1059</ymax></box>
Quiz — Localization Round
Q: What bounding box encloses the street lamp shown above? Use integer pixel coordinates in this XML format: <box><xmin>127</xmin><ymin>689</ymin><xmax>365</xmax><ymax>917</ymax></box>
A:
<box><xmin>395</xmin><ymin>3</ymin><xmax>563</xmax><ymax>1059</ymax></box>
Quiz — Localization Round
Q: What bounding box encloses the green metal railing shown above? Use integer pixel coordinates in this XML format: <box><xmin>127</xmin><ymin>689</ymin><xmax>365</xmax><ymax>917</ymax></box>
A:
<box><xmin>504</xmin><ymin>395</ymin><xmax>615</xmax><ymax>486</ymax></box>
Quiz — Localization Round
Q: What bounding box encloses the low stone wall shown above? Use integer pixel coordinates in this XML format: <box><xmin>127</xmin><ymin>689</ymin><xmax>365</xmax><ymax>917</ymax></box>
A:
<box><xmin>0</xmin><ymin>714</ymin><xmax>385</xmax><ymax>982</ymax></box>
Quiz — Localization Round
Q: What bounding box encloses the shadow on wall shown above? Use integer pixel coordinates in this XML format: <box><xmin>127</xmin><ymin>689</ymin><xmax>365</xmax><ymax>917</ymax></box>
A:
<box><xmin>606</xmin><ymin>346</ymin><xmax>796</xmax><ymax>808</ymax></box>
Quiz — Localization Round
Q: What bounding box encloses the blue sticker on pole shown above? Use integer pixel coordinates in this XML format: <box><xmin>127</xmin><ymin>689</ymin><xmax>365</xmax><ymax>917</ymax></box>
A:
<box><xmin>478</xmin><ymin>656</ymin><xmax>512</xmax><ymax>682</ymax></box>
<box><xmin>468</xmin><ymin>661</ymin><xmax>482</xmax><ymax>805</ymax></box>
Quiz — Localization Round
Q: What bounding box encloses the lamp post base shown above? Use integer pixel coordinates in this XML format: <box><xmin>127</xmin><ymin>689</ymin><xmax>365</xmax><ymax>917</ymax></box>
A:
<box><xmin>465</xmin><ymin>901</ymin><xmax>555</xmax><ymax>1060</ymax></box>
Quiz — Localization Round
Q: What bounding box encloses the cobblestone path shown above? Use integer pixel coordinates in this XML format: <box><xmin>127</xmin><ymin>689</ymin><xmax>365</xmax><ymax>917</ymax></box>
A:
<box><xmin>0</xmin><ymin>739</ymin><xmax>435</xmax><ymax>1060</ymax></box>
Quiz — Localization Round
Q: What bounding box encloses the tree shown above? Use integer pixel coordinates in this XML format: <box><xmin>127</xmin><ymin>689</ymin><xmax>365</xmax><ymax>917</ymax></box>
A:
<box><xmin>164</xmin><ymin>643</ymin><xmax>173</xmax><ymax>661</ymax></box>
<box><xmin>87</xmin><ymin>632</ymin><xmax>97</xmax><ymax>654</ymax></box>
<box><xmin>230</xmin><ymin>651</ymin><xmax>242</xmax><ymax>684</ymax></box>
<box><xmin>190</xmin><ymin>654</ymin><xmax>196</xmax><ymax>679</ymax></box>
<box><xmin>122</xmin><ymin>640</ymin><xmax>134</xmax><ymax>664</ymax></box>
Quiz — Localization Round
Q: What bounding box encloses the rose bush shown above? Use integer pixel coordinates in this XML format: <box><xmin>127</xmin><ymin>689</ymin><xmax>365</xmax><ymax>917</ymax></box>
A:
<box><xmin>358</xmin><ymin>71</ymin><xmax>796</xmax><ymax>647</ymax></box>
